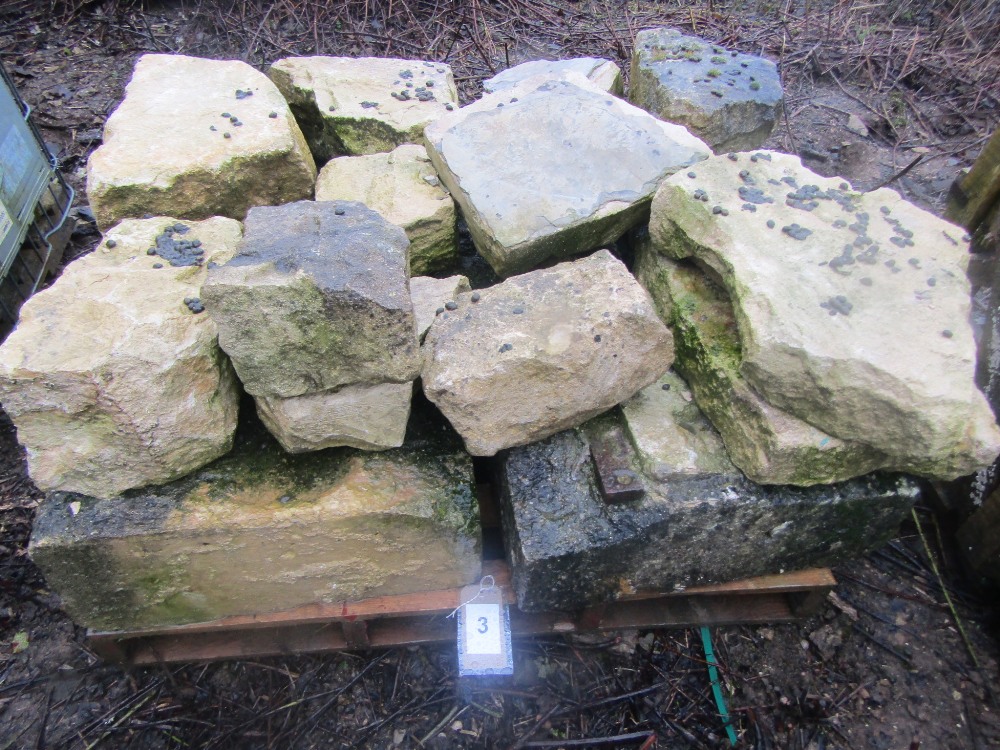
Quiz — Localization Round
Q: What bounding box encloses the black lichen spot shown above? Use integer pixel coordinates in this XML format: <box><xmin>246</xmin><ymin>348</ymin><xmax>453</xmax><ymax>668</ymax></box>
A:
<box><xmin>445</xmin><ymin>301</ymin><xmax>458</xmax><ymax>311</ymax></box>
<box><xmin>269</xmin><ymin>111</ymin><xmax>278</xmax><ymax>118</ymax></box>
<box><xmin>512</xmin><ymin>306</ymin><xmax>524</xmax><ymax>314</ymax></box>
<box><xmin>594</xmin><ymin>334</ymin><xmax>602</xmax><ymax>343</ymax></box>
<box><xmin>820</xmin><ymin>295</ymin><xmax>852</xmax><ymax>316</ymax></box>
<box><xmin>223</xmin><ymin>132</ymin><xmax>231</xmax><ymax>139</ymax></box>
<box><xmin>739</xmin><ymin>169</ymin><xmax>755</xmax><ymax>184</ymax></box>
<box><xmin>908</xmin><ymin>257</ymin><xmax>921</xmax><ymax>268</ymax></box>
<box><xmin>727</xmin><ymin>153</ymin><xmax>739</xmax><ymax>161</ymax></box>
<box><xmin>445</xmin><ymin>103</ymin><xmax>454</xmax><ymax>111</ymax></box>
<box><xmin>687</xmin><ymin>171</ymin><xmax>697</xmax><ymax>178</ymax></box>
<box><xmin>860</xmin><ymin>277</ymin><xmax>873</xmax><ymax>286</ymax></box>
<box><xmin>782</xmin><ymin>223</ymin><xmax>812</xmax><ymax>240</ymax></box>
<box><xmin>235</xmin><ymin>89</ymin><xmax>253</xmax><ymax>100</ymax></box>
<box><xmin>471</xmin><ymin>292</ymin><xmax>481</xmax><ymax>303</ymax></box>
<box><xmin>766</xmin><ymin>219</ymin><xmax>776</xmax><ymax>229</ymax></box>
<box><xmin>499</xmin><ymin>343</ymin><xmax>513</xmax><ymax>353</ymax></box>
<box><xmin>105</xmin><ymin>239</ymin><xmax>117</xmax><ymax>248</ymax></box>
<box><xmin>927</xmin><ymin>277</ymin><xmax>937</xmax><ymax>286</ymax></box>
<box><xmin>435</xmin><ymin>307</ymin><xmax>445</xmax><ymax>315</ymax></box>
<box><xmin>942</xmin><ymin>329</ymin><xmax>953</xmax><ymax>338</ymax></box>
<box><xmin>184</xmin><ymin>297</ymin><xmax>205</xmax><ymax>314</ymax></box>
<box><xmin>712</xmin><ymin>205</ymin><xmax>724</xmax><ymax>215</ymax></box>
<box><xmin>221</xmin><ymin>112</ymin><xmax>231</xmax><ymax>118</ymax></box>
<box><xmin>738</xmin><ymin>186</ymin><xmax>773</xmax><ymax>205</ymax></box>
<box><xmin>361</xmin><ymin>101</ymin><xmax>379</xmax><ymax>108</ymax></box>
<box><xmin>741</xmin><ymin>203</ymin><xmax>757</xmax><ymax>212</ymax></box>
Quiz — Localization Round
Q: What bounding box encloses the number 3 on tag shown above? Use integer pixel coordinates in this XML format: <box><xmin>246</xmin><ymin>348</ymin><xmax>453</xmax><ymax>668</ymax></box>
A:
<box><xmin>464</xmin><ymin>603</ymin><xmax>501</xmax><ymax>654</ymax></box>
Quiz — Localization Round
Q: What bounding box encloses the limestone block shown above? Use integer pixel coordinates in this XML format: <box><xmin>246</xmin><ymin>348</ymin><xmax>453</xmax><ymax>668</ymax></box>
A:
<box><xmin>268</xmin><ymin>56</ymin><xmax>459</xmax><ymax>162</ymax></box>
<box><xmin>500</xmin><ymin>418</ymin><xmax>919</xmax><ymax>613</ymax></box>
<box><xmin>483</xmin><ymin>58</ymin><xmax>623</xmax><ymax>95</ymax></box>
<box><xmin>202</xmin><ymin>200</ymin><xmax>420</xmax><ymax>399</ymax></box>
<box><xmin>256</xmin><ymin>381</ymin><xmax>413</xmax><ymax>453</ymax></box>
<box><xmin>29</xmin><ymin>417</ymin><xmax>480</xmax><ymax>631</ymax></box>
<box><xmin>315</xmin><ymin>144</ymin><xmax>457</xmax><ymax>275</ymax></box>
<box><xmin>422</xmin><ymin>250</ymin><xmax>674</xmax><ymax>455</ymax></box>
<box><xmin>424</xmin><ymin>77</ymin><xmax>711</xmax><ymax>277</ymax></box>
<box><xmin>630</xmin><ymin>28</ymin><xmax>784</xmax><ymax>153</ymax></box>
<box><xmin>87</xmin><ymin>54</ymin><xmax>316</xmax><ymax>230</ymax></box>
<box><xmin>0</xmin><ymin>217</ymin><xmax>242</xmax><ymax>498</ymax></box>
<box><xmin>634</xmin><ymin>243</ymin><xmax>889</xmax><ymax>485</ymax></box>
<box><xmin>410</xmin><ymin>275</ymin><xmax>471</xmax><ymax>340</ymax></box>
<box><xmin>650</xmin><ymin>151</ymin><xmax>1000</xmax><ymax>480</ymax></box>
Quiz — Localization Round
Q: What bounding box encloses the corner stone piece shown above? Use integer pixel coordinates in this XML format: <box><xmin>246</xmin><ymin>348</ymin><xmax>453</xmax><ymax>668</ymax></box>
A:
<box><xmin>410</xmin><ymin>275</ymin><xmax>471</xmax><ymax>341</ymax></box>
<box><xmin>650</xmin><ymin>150</ymin><xmax>1000</xmax><ymax>481</ymax></box>
<box><xmin>424</xmin><ymin>77</ymin><xmax>711</xmax><ymax>277</ymax></box>
<box><xmin>202</xmin><ymin>200</ymin><xmax>420</xmax><ymax>399</ymax></box>
<box><xmin>633</xmin><ymin>244</ymin><xmax>889</xmax><ymax>485</ymax></box>
<box><xmin>315</xmin><ymin>144</ymin><xmax>458</xmax><ymax>275</ymax></box>
<box><xmin>483</xmin><ymin>57</ymin><xmax>624</xmax><ymax>96</ymax></box>
<box><xmin>256</xmin><ymin>381</ymin><xmax>414</xmax><ymax>453</ymax></box>
<box><xmin>29</xmin><ymin>420</ymin><xmax>480</xmax><ymax>631</ymax></box>
<box><xmin>87</xmin><ymin>54</ymin><xmax>316</xmax><ymax>230</ymax></box>
<box><xmin>630</xmin><ymin>28</ymin><xmax>784</xmax><ymax>153</ymax></box>
<box><xmin>268</xmin><ymin>56</ymin><xmax>459</xmax><ymax>162</ymax></box>
<box><xmin>0</xmin><ymin>217</ymin><xmax>242</xmax><ymax>498</ymax></box>
<box><xmin>421</xmin><ymin>250</ymin><xmax>674</xmax><ymax>455</ymax></box>
<box><xmin>500</xmin><ymin>421</ymin><xmax>919</xmax><ymax>613</ymax></box>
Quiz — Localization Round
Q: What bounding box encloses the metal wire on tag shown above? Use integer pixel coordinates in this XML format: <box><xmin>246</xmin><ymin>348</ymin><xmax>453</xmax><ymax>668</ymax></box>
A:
<box><xmin>447</xmin><ymin>575</ymin><xmax>495</xmax><ymax>619</ymax></box>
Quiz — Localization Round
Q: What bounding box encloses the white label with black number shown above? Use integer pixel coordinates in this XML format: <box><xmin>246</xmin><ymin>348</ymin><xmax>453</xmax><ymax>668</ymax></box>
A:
<box><xmin>464</xmin><ymin>602</ymin><xmax>502</xmax><ymax>655</ymax></box>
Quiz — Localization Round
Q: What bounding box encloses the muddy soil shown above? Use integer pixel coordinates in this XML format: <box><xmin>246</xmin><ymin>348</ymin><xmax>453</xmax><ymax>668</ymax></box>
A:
<box><xmin>1</xmin><ymin>2</ymin><xmax>998</xmax><ymax>748</ymax></box>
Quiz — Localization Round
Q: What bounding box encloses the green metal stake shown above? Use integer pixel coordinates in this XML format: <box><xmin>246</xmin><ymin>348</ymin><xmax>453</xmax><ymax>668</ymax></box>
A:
<box><xmin>701</xmin><ymin>626</ymin><xmax>739</xmax><ymax>746</ymax></box>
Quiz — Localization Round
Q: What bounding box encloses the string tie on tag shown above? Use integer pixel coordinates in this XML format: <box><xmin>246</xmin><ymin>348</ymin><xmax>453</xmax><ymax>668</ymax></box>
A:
<box><xmin>446</xmin><ymin>575</ymin><xmax>495</xmax><ymax>619</ymax></box>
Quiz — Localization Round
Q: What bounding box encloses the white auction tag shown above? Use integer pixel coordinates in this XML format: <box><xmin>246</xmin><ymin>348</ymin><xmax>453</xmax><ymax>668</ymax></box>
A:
<box><xmin>452</xmin><ymin>576</ymin><xmax>513</xmax><ymax>677</ymax></box>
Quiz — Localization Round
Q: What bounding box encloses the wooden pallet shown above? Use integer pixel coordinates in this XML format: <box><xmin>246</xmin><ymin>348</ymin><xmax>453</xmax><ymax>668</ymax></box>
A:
<box><xmin>87</xmin><ymin>561</ymin><xmax>835</xmax><ymax>665</ymax></box>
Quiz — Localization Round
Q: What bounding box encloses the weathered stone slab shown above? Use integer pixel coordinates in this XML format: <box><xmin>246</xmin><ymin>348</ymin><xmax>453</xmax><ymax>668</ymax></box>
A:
<box><xmin>0</xmin><ymin>217</ymin><xmax>242</xmax><ymax>498</ymax></box>
<box><xmin>650</xmin><ymin>151</ymin><xmax>1000</xmax><ymax>481</ymax></box>
<box><xmin>410</xmin><ymin>274</ymin><xmax>471</xmax><ymax>340</ymax></box>
<box><xmin>422</xmin><ymin>250</ymin><xmax>674</xmax><ymax>455</ymax></box>
<box><xmin>483</xmin><ymin>58</ymin><xmax>623</xmax><ymax>95</ymax></box>
<box><xmin>87</xmin><ymin>54</ymin><xmax>316</xmax><ymax>231</ymax></box>
<box><xmin>202</xmin><ymin>200</ymin><xmax>419</xmax><ymax>399</ymax></box>
<box><xmin>315</xmin><ymin>144</ymin><xmax>457</xmax><ymax>275</ymax></box>
<box><xmin>29</xmin><ymin>413</ymin><xmax>480</xmax><ymax>631</ymax></box>
<box><xmin>500</xmin><ymin>416</ymin><xmax>919</xmax><ymax>613</ymax></box>
<box><xmin>256</xmin><ymin>381</ymin><xmax>413</xmax><ymax>453</ymax></box>
<box><xmin>634</xmin><ymin>242</ymin><xmax>889</xmax><ymax>485</ymax></box>
<box><xmin>630</xmin><ymin>29</ymin><xmax>784</xmax><ymax>153</ymax></box>
<box><xmin>268</xmin><ymin>56</ymin><xmax>459</xmax><ymax>162</ymax></box>
<box><xmin>424</xmin><ymin>78</ymin><xmax>711</xmax><ymax>277</ymax></box>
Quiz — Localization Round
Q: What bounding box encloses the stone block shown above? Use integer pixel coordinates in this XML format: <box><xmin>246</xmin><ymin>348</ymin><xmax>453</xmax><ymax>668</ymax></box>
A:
<box><xmin>424</xmin><ymin>77</ymin><xmax>710</xmax><ymax>276</ymax></box>
<box><xmin>630</xmin><ymin>28</ymin><xmax>784</xmax><ymax>153</ymax></box>
<box><xmin>633</xmin><ymin>242</ymin><xmax>888</xmax><ymax>485</ymax></box>
<box><xmin>499</xmin><ymin>415</ymin><xmax>919</xmax><ymax>612</ymax></box>
<box><xmin>483</xmin><ymin>58</ymin><xmax>623</xmax><ymax>95</ymax></box>
<box><xmin>29</xmin><ymin>413</ymin><xmax>480</xmax><ymax>631</ymax></box>
<box><xmin>421</xmin><ymin>250</ymin><xmax>673</xmax><ymax>455</ymax></box>
<box><xmin>87</xmin><ymin>54</ymin><xmax>316</xmax><ymax>230</ymax></box>
<box><xmin>410</xmin><ymin>274</ymin><xmax>471</xmax><ymax>341</ymax></box>
<box><xmin>202</xmin><ymin>200</ymin><xmax>419</xmax><ymax>399</ymax></box>
<box><xmin>268</xmin><ymin>56</ymin><xmax>459</xmax><ymax>162</ymax></box>
<box><xmin>650</xmin><ymin>150</ymin><xmax>1000</xmax><ymax>481</ymax></box>
<box><xmin>0</xmin><ymin>217</ymin><xmax>242</xmax><ymax>498</ymax></box>
<box><xmin>315</xmin><ymin>144</ymin><xmax>457</xmax><ymax>275</ymax></box>
<box><xmin>255</xmin><ymin>381</ymin><xmax>413</xmax><ymax>453</ymax></box>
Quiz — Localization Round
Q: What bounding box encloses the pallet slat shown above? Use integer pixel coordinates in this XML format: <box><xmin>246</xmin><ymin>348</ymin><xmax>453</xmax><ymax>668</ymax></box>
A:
<box><xmin>88</xmin><ymin>564</ymin><xmax>835</xmax><ymax>665</ymax></box>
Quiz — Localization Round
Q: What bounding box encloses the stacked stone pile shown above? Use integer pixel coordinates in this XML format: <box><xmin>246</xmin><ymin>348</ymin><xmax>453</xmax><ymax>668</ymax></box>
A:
<box><xmin>0</xmin><ymin>33</ymin><xmax>997</xmax><ymax>627</ymax></box>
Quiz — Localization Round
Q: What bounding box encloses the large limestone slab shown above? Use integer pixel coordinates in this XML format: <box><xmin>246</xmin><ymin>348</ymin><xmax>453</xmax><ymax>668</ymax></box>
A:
<box><xmin>268</xmin><ymin>56</ymin><xmax>459</xmax><ymax>162</ymax></box>
<box><xmin>634</xmin><ymin>242</ymin><xmax>889</xmax><ymax>485</ymax></box>
<box><xmin>202</xmin><ymin>200</ymin><xmax>419</xmax><ymax>399</ymax></box>
<box><xmin>650</xmin><ymin>151</ymin><xmax>1000</xmax><ymax>480</ymax></box>
<box><xmin>315</xmin><ymin>144</ymin><xmax>457</xmax><ymax>275</ymax></box>
<box><xmin>424</xmin><ymin>78</ymin><xmax>711</xmax><ymax>276</ymax></box>
<box><xmin>29</xmin><ymin>415</ymin><xmax>480</xmax><ymax>631</ymax></box>
<box><xmin>630</xmin><ymin>29</ymin><xmax>784</xmax><ymax>153</ymax></box>
<box><xmin>0</xmin><ymin>217</ymin><xmax>242</xmax><ymax>498</ymax></box>
<box><xmin>256</xmin><ymin>381</ymin><xmax>413</xmax><ymax>453</ymax></box>
<box><xmin>87</xmin><ymin>54</ymin><xmax>316</xmax><ymax>230</ymax></box>
<box><xmin>483</xmin><ymin>58</ymin><xmax>623</xmax><ymax>95</ymax></box>
<box><xmin>500</xmin><ymin>416</ymin><xmax>919</xmax><ymax>613</ymax></box>
<box><xmin>422</xmin><ymin>250</ymin><xmax>674</xmax><ymax>455</ymax></box>
<box><xmin>410</xmin><ymin>274</ymin><xmax>471</xmax><ymax>340</ymax></box>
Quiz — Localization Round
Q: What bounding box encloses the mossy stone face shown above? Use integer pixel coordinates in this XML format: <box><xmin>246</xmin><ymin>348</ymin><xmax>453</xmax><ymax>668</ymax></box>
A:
<box><xmin>30</xmin><ymin>408</ymin><xmax>480</xmax><ymax>632</ymax></box>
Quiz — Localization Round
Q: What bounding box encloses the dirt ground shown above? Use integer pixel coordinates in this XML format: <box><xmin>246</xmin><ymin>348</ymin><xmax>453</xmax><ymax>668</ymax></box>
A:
<box><xmin>1</xmin><ymin>1</ymin><xmax>999</xmax><ymax>748</ymax></box>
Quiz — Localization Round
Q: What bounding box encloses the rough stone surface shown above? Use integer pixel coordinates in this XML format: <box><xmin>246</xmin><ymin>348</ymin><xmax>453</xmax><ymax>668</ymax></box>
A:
<box><xmin>630</xmin><ymin>28</ymin><xmax>784</xmax><ymax>153</ymax></box>
<box><xmin>29</xmin><ymin>412</ymin><xmax>480</xmax><ymax>631</ymax></box>
<box><xmin>315</xmin><ymin>144</ymin><xmax>457</xmax><ymax>275</ymax></box>
<box><xmin>87</xmin><ymin>54</ymin><xmax>316</xmax><ymax>231</ymax></box>
<box><xmin>500</xmin><ymin>416</ymin><xmax>919</xmax><ymax>612</ymax></box>
<box><xmin>410</xmin><ymin>275</ymin><xmax>471</xmax><ymax>340</ymax></box>
<box><xmin>422</xmin><ymin>250</ymin><xmax>674</xmax><ymax>455</ymax></box>
<box><xmin>650</xmin><ymin>150</ymin><xmax>1000</xmax><ymax>481</ymax></box>
<box><xmin>424</xmin><ymin>77</ymin><xmax>711</xmax><ymax>276</ymax></box>
<box><xmin>0</xmin><ymin>217</ymin><xmax>242</xmax><ymax>498</ymax></box>
<box><xmin>256</xmin><ymin>381</ymin><xmax>413</xmax><ymax>453</ymax></box>
<box><xmin>202</xmin><ymin>200</ymin><xmax>419</xmax><ymax>399</ymax></box>
<box><xmin>483</xmin><ymin>58</ymin><xmax>623</xmax><ymax>95</ymax></box>
<box><xmin>634</xmin><ymin>242</ymin><xmax>889</xmax><ymax>485</ymax></box>
<box><xmin>268</xmin><ymin>56</ymin><xmax>459</xmax><ymax>162</ymax></box>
